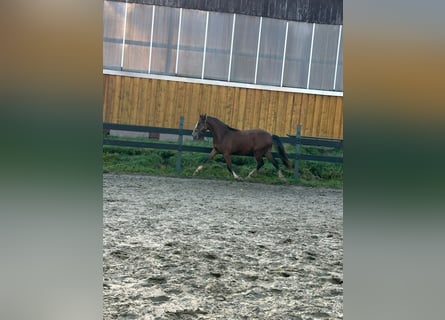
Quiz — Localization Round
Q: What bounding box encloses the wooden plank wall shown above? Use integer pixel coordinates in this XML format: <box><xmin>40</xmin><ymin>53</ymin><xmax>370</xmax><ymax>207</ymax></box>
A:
<box><xmin>103</xmin><ymin>74</ymin><xmax>343</xmax><ymax>139</ymax></box>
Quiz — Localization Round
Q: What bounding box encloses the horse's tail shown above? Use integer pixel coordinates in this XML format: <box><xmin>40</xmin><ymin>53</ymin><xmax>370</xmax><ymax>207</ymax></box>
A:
<box><xmin>272</xmin><ymin>135</ymin><xmax>293</xmax><ymax>170</ymax></box>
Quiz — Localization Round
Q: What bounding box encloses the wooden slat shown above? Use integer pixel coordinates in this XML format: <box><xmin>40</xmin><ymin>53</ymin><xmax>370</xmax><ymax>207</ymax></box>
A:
<box><xmin>319</xmin><ymin>96</ymin><xmax>330</xmax><ymax>137</ymax></box>
<box><xmin>259</xmin><ymin>90</ymin><xmax>270</xmax><ymax>130</ymax></box>
<box><xmin>228</xmin><ymin>86</ymin><xmax>237</xmax><ymax>127</ymax></box>
<box><xmin>333</xmin><ymin>96</ymin><xmax>343</xmax><ymax>139</ymax></box>
<box><xmin>205</xmin><ymin>84</ymin><xmax>213</xmax><ymax>117</ymax></box>
<box><xmin>267</xmin><ymin>90</ymin><xmax>278</xmax><ymax>134</ymax></box>
<box><xmin>275</xmin><ymin>92</ymin><xmax>286</xmax><ymax>135</ymax></box>
<box><xmin>288</xmin><ymin>93</ymin><xmax>300</xmax><ymax>135</ymax></box>
<box><xmin>224</xmin><ymin>86</ymin><xmax>232</xmax><ymax>126</ymax></box>
<box><xmin>183</xmin><ymin>83</ymin><xmax>193</xmax><ymax>124</ymax></box>
<box><xmin>312</xmin><ymin>95</ymin><xmax>323</xmax><ymax>137</ymax></box>
<box><xmin>326</xmin><ymin>96</ymin><xmax>337</xmax><ymax>138</ymax></box>
<box><xmin>134</xmin><ymin>77</ymin><xmax>142</xmax><ymax>126</ymax></box>
<box><xmin>244</xmin><ymin>87</ymin><xmax>256</xmax><ymax>129</ymax></box>
<box><xmin>215</xmin><ymin>86</ymin><xmax>224</xmax><ymax>123</ymax></box>
<box><xmin>117</xmin><ymin>76</ymin><xmax>124</xmax><ymax>123</ymax></box>
<box><xmin>198</xmin><ymin>81</ymin><xmax>209</xmax><ymax>117</ymax></box>
<box><xmin>132</xmin><ymin>77</ymin><xmax>141</xmax><ymax>125</ymax></box>
<box><xmin>148</xmin><ymin>78</ymin><xmax>157</xmax><ymax>126</ymax></box>
<box><xmin>237</xmin><ymin>88</ymin><xmax>248</xmax><ymax>129</ymax></box>
<box><xmin>316</xmin><ymin>95</ymin><xmax>325</xmax><ymax>137</ymax></box>
<box><xmin>105</xmin><ymin>75</ymin><xmax>112</xmax><ymax>122</ymax></box>
<box><xmin>110</xmin><ymin>75</ymin><xmax>117</xmax><ymax>123</ymax></box>
<box><xmin>299</xmin><ymin>93</ymin><xmax>309</xmax><ymax>136</ymax></box>
<box><xmin>190</xmin><ymin>84</ymin><xmax>200</xmax><ymax>128</ymax></box>
<box><xmin>102</xmin><ymin>76</ymin><xmax>108</xmax><ymax>121</ymax></box>
<box><xmin>306</xmin><ymin>93</ymin><xmax>315</xmax><ymax>136</ymax></box>
<box><xmin>211</xmin><ymin>85</ymin><xmax>221</xmax><ymax>120</ymax></box>
<box><xmin>185</xmin><ymin>82</ymin><xmax>195</xmax><ymax>126</ymax></box>
<box><xmin>129</xmin><ymin>77</ymin><xmax>138</xmax><ymax>124</ymax></box>
<box><xmin>274</xmin><ymin>91</ymin><xmax>283</xmax><ymax>134</ymax></box>
<box><xmin>251</xmin><ymin>88</ymin><xmax>262</xmax><ymax>129</ymax></box>
<box><xmin>159</xmin><ymin>80</ymin><xmax>169</xmax><ymax>126</ymax></box>
<box><xmin>111</xmin><ymin>75</ymin><xmax>121</xmax><ymax>123</ymax></box>
<box><xmin>175</xmin><ymin>81</ymin><xmax>186</xmax><ymax>127</ymax></box>
<box><xmin>303</xmin><ymin>94</ymin><xmax>315</xmax><ymax>137</ymax></box>
<box><xmin>103</xmin><ymin>75</ymin><xmax>112</xmax><ymax>122</ymax></box>
<box><xmin>286</xmin><ymin>93</ymin><xmax>295</xmax><ymax>136</ymax></box>
<box><xmin>214</xmin><ymin>85</ymin><xmax>222</xmax><ymax>119</ymax></box>
<box><xmin>165</xmin><ymin>80</ymin><xmax>177</xmax><ymax>128</ymax></box>
<box><xmin>292</xmin><ymin>93</ymin><xmax>301</xmax><ymax>133</ymax></box>
<box><xmin>124</xmin><ymin>77</ymin><xmax>132</xmax><ymax>124</ymax></box>
<box><xmin>119</xmin><ymin>76</ymin><xmax>131</xmax><ymax>124</ymax></box>
<box><xmin>143</xmin><ymin>78</ymin><xmax>153</xmax><ymax>125</ymax></box>
<box><xmin>148</xmin><ymin>78</ymin><xmax>159</xmax><ymax>126</ymax></box>
<box><xmin>127</xmin><ymin>77</ymin><xmax>136</xmax><ymax>124</ymax></box>
<box><xmin>337</xmin><ymin>97</ymin><xmax>343</xmax><ymax>139</ymax></box>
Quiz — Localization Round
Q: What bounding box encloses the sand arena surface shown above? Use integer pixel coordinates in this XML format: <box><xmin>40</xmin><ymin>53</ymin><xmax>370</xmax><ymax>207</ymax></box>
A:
<box><xmin>103</xmin><ymin>173</ymin><xmax>343</xmax><ymax>319</ymax></box>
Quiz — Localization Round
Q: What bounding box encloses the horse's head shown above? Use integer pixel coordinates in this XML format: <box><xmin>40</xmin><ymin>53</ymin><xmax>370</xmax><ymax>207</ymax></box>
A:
<box><xmin>192</xmin><ymin>114</ymin><xmax>208</xmax><ymax>139</ymax></box>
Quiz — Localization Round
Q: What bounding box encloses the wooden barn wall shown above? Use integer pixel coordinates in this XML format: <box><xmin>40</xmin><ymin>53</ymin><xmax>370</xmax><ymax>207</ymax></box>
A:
<box><xmin>103</xmin><ymin>74</ymin><xmax>343</xmax><ymax>139</ymax></box>
<box><xmin>110</xmin><ymin>0</ymin><xmax>343</xmax><ymax>25</ymax></box>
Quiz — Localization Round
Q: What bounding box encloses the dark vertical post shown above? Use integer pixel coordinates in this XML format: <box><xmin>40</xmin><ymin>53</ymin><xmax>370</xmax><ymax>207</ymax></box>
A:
<box><xmin>294</xmin><ymin>124</ymin><xmax>301</xmax><ymax>180</ymax></box>
<box><xmin>176</xmin><ymin>115</ymin><xmax>184</xmax><ymax>173</ymax></box>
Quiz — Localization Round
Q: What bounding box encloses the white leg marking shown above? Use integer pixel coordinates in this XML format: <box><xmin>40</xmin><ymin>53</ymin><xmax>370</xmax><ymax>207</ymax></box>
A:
<box><xmin>277</xmin><ymin>169</ymin><xmax>286</xmax><ymax>182</ymax></box>
<box><xmin>232</xmin><ymin>171</ymin><xmax>242</xmax><ymax>180</ymax></box>
<box><xmin>247</xmin><ymin>168</ymin><xmax>257</xmax><ymax>179</ymax></box>
<box><xmin>193</xmin><ymin>165</ymin><xmax>204</xmax><ymax>175</ymax></box>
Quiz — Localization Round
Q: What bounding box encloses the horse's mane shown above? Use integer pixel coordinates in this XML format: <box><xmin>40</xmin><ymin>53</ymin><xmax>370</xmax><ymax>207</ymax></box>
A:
<box><xmin>207</xmin><ymin>116</ymin><xmax>239</xmax><ymax>131</ymax></box>
<box><xmin>227</xmin><ymin>125</ymin><xmax>239</xmax><ymax>131</ymax></box>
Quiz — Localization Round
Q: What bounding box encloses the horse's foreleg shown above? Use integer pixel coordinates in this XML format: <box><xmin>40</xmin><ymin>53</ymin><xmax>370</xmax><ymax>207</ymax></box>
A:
<box><xmin>223</xmin><ymin>153</ymin><xmax>241</xmax><ymax>180</ymax></box>
<box><xmin>193</xmin><ymin>148</ymin><xmax>218</xmax><ymax>175</ymax></box>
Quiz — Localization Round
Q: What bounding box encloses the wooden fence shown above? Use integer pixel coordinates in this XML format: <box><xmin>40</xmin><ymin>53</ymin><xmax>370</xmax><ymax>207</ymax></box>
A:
<box><xmin>103</xmin><ymin>116</ymin><xmax>343</xmax><ymax>180</ymax></box>
<box><xmin>103</xmin><ymin>74</ymin><xmax>343</xmax><ymax>139</ymax></box>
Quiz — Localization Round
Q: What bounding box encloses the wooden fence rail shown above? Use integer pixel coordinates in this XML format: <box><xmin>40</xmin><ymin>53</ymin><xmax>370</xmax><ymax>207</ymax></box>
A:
<box><xmin>103</xmin><ymin>116</ymin><xmax>343</xmax><ymax>180</ymax></box>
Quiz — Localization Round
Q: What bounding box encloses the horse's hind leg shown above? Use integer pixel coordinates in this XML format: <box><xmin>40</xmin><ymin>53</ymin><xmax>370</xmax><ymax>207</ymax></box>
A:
<box><xmin>265</xmin><ymin>150</ymin><xmax>286</xmax><ymax>182</ymax></box>
<box><xmin>193</xmin><ymin>148</ymin><xmax>218</xmax><ymax>175</ymax></box>
<box><xmin>247</xmin><ymin>154</ymin><xmax>265</xmax><ymax>179</ymax></box>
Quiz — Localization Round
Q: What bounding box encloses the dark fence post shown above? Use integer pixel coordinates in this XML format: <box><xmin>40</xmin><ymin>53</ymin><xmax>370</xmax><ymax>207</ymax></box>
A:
<box><xmin>294</xmin><ymin>124</ymin><xmax>301</xmax><ymax>180</ymax></box>
<box><xmin>176</xmin><ymin>115</ymin><xmax>184</xmax><ymax>173</ymax></box>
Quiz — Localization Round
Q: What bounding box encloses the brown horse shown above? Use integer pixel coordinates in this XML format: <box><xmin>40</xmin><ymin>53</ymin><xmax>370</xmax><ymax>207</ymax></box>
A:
<box><xmin>191</xmin><ymin>114</ymin><xmax>292</xmax><ymax>181</ymax></box>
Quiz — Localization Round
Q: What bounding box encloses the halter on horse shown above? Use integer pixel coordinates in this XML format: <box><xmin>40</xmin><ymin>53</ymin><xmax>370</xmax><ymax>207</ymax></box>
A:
<box><xmin>192</xmin><ymin>114</ymin><xmax>292</xmax><ymax>181</ymax></box>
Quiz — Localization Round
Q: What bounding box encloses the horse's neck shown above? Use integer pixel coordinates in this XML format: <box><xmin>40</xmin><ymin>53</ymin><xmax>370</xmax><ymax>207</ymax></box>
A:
<box><xmin>207</xmin><ymin>117</ymin><xmax>230</xmax><ymax>142</ymax></box>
